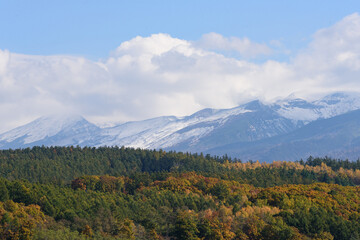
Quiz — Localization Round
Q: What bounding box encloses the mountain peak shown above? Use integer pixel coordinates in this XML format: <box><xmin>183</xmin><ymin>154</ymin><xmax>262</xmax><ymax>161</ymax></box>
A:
<box><xmin>189</xmin><ymin>108</ymin><xmax>219</xmax><ymax>118</ymax></box>
<box><xmin>37</xmin><ymin>114</ymin><xmax>85</xmax><ymax>123</ymax></box>
<box><xmin>0</xmin><ymin>114</ymin><xmax>91</xmax><ymax>146</ymax></box>
<box><xmin>243</xmin><ymin>100</ymin><xmax>266</xmax><ymax>110</ymax></box>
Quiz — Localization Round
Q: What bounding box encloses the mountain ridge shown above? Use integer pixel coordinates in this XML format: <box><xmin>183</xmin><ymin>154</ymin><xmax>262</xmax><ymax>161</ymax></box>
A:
<box><xmin>206</xmin><ymin>108</ymin><xmax>360</xmax><ymax>162</ymax></box>
<box><xmin>1</xmin><ymin>92</ymin><xmax>360</xmax><ymax>162</ymax></box>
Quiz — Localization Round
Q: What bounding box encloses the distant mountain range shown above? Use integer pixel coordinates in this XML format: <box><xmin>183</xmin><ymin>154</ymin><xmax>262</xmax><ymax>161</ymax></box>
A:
<box><xmin>2</xmin><ymin>92</ymin><xmax>360</xmax><ymax>162</ymax></box>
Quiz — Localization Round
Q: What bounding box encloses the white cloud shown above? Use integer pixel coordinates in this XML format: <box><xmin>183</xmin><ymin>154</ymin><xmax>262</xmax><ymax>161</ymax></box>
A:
<box><xmin>113</xmin><ymin>33</ymin><xmax>191</xmax><ymax>57</ymax></box>
<box><xmin>0</xmin><ymin>50</ymin><xmax>10</xmax><ymax>75</ymax></box>
<box><xmin>293</xmin><ymin>13</ymin><xmax>360</xmax><ymax>93</ymax></box>
<box><xmin>1</xmin><ymin>13</ymin><xmax>360</xmax><ymax>132</ymax></box>
<box><xmin>196</xmin><ymin>32</ymin><xmax>272</xmax><ymax>58</ymax></box>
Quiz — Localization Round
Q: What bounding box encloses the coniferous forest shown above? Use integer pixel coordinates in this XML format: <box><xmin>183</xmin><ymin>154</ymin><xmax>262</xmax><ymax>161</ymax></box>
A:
<box><xmin>0</xmin><ymin>146</ymin><xmax>360</xmax><ymax>239</ymax></box>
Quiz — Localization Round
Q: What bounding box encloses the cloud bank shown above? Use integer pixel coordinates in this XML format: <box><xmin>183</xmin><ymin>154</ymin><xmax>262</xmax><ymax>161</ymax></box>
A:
<box><xmin>1</xmin><ymin>13</ymin><xmax>360</xmax><ymax>132</ymax></box>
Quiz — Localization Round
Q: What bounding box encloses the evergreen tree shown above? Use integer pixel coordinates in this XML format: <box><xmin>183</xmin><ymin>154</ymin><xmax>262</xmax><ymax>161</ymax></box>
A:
<box><xmin>0</xmin><ymin>180</ymin><xmax>9</xmax><ymax>202</ymax></box>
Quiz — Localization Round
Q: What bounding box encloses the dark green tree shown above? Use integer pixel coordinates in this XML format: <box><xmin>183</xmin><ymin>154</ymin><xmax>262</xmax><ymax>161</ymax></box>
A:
<box><xmin>0</xmin><ymin>180</ymin><xmax>9</xmax><ymax>202</ymax></box>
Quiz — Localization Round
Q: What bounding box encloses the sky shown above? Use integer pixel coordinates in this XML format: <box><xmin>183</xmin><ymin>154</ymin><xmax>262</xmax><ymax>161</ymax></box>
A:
<box><xmin>1</xmin><ymin>1</ymin><xmax>360</xmax><ymax>132</ymax></box>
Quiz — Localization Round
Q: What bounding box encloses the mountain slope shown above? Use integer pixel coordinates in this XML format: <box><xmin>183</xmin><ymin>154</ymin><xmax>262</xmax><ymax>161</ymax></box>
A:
<box><xmin>164</xmin><ymin>100</ymin><xmax>300</xmax><ymax>152</ymax></box>
<box><xmin>96</xmin><ymin>105</ymin><xmax>254</xmax><ymax>149</ymax></box>
<box><xmin>1</xmin><ymin>92</ymin><xmax>360</xmax><ymax>162</ymax></box>
<box><xmin>207</xmin><ymin>109</ymin><xmax>360</xmax><ymax>162</ymax></box>
<box><xmin>0</xmin><ymin>115</ymin><xmax>101</xmax><ymax>149</ymax></box>
<box><xmin>273</xmin><ymin>92</ymin><xmax>360</xmax><ymax>122</ymax></box>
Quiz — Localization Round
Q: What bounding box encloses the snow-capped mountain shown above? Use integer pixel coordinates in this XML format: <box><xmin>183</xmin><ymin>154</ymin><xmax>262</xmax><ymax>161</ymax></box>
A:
<box><xmin>207</xmin><ymin>108</ymin><xmax>360</xmax><ymax>162</ymax></box>
<box><xmin>273</xmin><ymin>92</ymin><xmax>360</xmax><ymax>122</ymax></box>
<box><xmin>99</xmin><ymin>105</ymin><xmax>252</xmax><ymax>149</ymax></box>
<box><xmin>163</xmin><ymin>100</ymin><xmax>300</xmax><ymax>153</ymax></box>
<box><xmin>1</xmin><ymin>92</ymin><xmax>360</xmax><ymax>161</ymax></box>
<box><xmin>0</xmin><ymin>115</ymin><xmax>101</xmax><ymax>149</ymax></box>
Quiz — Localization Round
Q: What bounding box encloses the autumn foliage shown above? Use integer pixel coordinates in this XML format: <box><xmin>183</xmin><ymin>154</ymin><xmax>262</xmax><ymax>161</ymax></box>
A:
<box><xmin>0</xmin><ymin>147</ymin><xmax>359</xmax><ymax>239</ymax></box>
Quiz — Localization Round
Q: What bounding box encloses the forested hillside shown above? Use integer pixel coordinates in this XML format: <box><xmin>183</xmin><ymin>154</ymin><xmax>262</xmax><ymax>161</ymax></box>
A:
<box><xmin>0</xmin><ymin>147</ymin><xmax>359</xmax><ymax>239</ymax></box>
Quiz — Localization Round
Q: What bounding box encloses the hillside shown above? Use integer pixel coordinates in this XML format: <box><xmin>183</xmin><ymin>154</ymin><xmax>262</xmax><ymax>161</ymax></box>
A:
<box><xmin>0</xmin><ymin>147</ymin><xmax>360</xmax><ymax>239</ymax></box>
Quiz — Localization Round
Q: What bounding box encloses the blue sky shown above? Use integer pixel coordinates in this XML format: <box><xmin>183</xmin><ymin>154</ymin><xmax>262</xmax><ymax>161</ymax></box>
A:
<box><xmin>1</xmin><ymin>1</ymin><xmax>359</xmax><ymax>59</ymax></box>
<box><xmin>1</xmin><ymin>1</ymin><xmax>360</xmax><ymax>132</ymax></box>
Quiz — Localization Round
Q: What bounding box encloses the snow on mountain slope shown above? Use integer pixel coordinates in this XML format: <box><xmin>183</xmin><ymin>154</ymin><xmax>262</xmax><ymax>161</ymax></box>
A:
<box><xmin>274</xmin><ymin>92</ymin><xmax>360</xmax><ymax>123</ymax></box>
<box><xmin>102</xmin><ymin>116</ymin><xmax>177</xmax><ymax>139</ymax></box>
<box><xmin>164</xmin><ymin>101</ymin><xmax>300</xmax><ymax>153</ymax></box>
<box><xmin>0</xmin><ymin>115</ymin><xmax>100</xmax><ymax>148</ymax></box>
<box><xmin>1</xmin><ymin>92</ymin><xmax>360</xmax><ymax>151</ymax></box>
<box><xmin>206</xmin><ymin>108</ymin><xmax>360</xmax><ymax>162</ymax></box>
<box><xmin>98</xmin><ymin>106</ymin><xmax>251</xmax><ymax>148</ymax></box>
<box><xmin>273</xmin><ymin>98</ymin><xmax>320</xmax><ymax>122</ymax></box>
<box><xmin>314</xmin><ymin>92</ymin><xmax>360</xmax><ymax>118</ymax></box>
<box><xmin>0</xmin><ymin>115</ymin><xmax>84</xmax><ymax>143</ymax></box>
<box><xmin>117</xmin><ymin>92</ymin><xmax>360</xmax><ymax>149</ymax></box>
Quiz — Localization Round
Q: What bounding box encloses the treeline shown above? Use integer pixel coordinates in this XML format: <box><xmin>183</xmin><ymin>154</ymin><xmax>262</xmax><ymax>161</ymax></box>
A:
<box><xmin>0</xmin><ymin>146</ymin><xmax>359</xmax><ymax>187</ymax></box>
<box><xmin>0</xmin><ymin>146</ymin><xmax>224</xmax><ymax>184</ymax></box>
<box><xmin>300</xmin><ymin>156</ymin><xmax>360</xmax><ymax>171</ymax></box>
